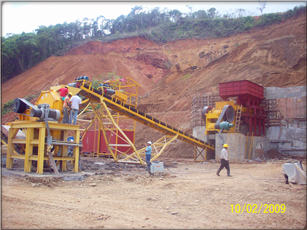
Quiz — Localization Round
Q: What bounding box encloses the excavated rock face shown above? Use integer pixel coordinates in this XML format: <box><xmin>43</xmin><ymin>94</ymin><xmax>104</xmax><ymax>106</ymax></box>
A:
<box><xmin>2</xmin><ymin>14</ymin><xmax>306</xmax><ymax>132</ymax></box>
<box><xmin>135</xmin><ymin>53</ymin><xmax>171</xmax><ymax>70</ymax></box>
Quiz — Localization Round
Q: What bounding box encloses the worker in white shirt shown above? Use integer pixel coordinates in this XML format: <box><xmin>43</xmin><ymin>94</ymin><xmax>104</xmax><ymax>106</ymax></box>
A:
<box><xmin>216</xmin><ymin>143</ymin><xmax>231</xmax><ymax>176</ymax></box>
<box><xmin>70</xmin><ymin>94</ymin><xmax>82</xmax><ymax>125</ymax></box>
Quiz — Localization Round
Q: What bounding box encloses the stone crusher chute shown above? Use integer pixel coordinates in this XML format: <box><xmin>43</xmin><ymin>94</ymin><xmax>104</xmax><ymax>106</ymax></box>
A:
<box><xmin>77</xmin><ymin>80</ymin><xmax>214</xmax><ymax>164</ymax></box>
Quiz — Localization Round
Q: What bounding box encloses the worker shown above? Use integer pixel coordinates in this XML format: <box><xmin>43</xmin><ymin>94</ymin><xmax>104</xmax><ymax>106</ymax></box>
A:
<box><xmin>70</xmin><ymin>94</ymin><xmax>82</xmax><ymax>125</ymax></box>
<box><xmin>145</xmin><ymin>141</ymin><xmax>153</xmax><ymax>175</ymax></box>
<box><xmin>216</xmin><ymin>143</ymin><xmax>231</xmax><ymax>176</ymax></box>
<box><xmin>57</xmin><ymin>86</ymin><xmax>69</xmax><ymax>101</ymax></box>
<box><xmin>62</xmin><ymin>93</ymin><xmax>72</xmax><ymax>124</ymax></box>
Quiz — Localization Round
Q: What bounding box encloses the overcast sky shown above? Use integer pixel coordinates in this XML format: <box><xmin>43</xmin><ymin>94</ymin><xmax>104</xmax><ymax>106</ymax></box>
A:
<box><xmin>2</xmin><ymin>1</ymin><xmax>306</xmax><ymax>36</ymax></box>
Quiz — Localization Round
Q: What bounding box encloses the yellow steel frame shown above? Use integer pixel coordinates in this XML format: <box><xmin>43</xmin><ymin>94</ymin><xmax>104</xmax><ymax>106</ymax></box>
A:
<box><xmin>72</xmin><ymin>77</ymin><xmax>214</xmax><ymax>165</ymax></box>
<box><xmin>205</xmin><ymin>100</ymin><xmax>248</xmax><ymax>135</ymax></box>
<box><xmin>119</xmin><ymin>134</ymin><xmax>178</xmax><ymax>164</ymax></box>
<box><xmin>193</xmin><ymin>146</ymin><xmax>208</xmax><ymax>161</ymax></box>
<box><xmin>104</xmin><ymin>96</ymin><xmax>213</xmax><ymax>150</ymax></box>
<box><xmin>6</xmin><ymin>120</ymin><xmax>80</xmax><ymax>174</ymax></box>
<box><xmin>78</xmin><ymin>98</ymin><xmax>178</xmax><ymax>164</ymax></box>
<box><xmin>78</xmin><ymin>77</ymin><xmax>139</xmax><ymax>159</ymax></box>
<box><xmin>2</xmin><ymin>139</ymin><xmax>20</xmax><ymax>156</ymax></box>
<box><xmin>99</xmin><ymin>99</ymin><xmax>145</xmax><ymax>164</ymax></box>
<box><xmin>79</xmin><ymin>100</ymin><xmax>137</xmax><ymax>159</ymax></box>
<box><xmin>79</xmin><ymin>82</ymin><xmax>214</xmax><ymax>151</ymax></box>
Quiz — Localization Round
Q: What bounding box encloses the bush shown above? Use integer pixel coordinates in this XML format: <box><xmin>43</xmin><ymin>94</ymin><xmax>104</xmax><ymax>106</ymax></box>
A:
<box><xmin>1</xmin><ymin>93</ymin><xmax>39</xmax><ymax>115</ymax></box>
<box><xmin>2</xmin><ymin>99</ymin><xmax>15</xmax><ymax>115</ymax></box>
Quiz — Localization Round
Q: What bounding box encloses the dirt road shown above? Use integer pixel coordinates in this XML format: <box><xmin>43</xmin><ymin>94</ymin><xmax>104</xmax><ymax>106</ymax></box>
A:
<box><xmin>2</xmin><ymin>158</ymin><xmax>306</xmax><ymax>229</ymax></box>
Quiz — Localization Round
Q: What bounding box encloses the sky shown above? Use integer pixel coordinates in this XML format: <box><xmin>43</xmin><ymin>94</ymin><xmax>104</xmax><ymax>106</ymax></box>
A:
<box><xmin>2</xmin><ymin>1</ymin><xmax>306</xmax><ymax>36</ymax></box>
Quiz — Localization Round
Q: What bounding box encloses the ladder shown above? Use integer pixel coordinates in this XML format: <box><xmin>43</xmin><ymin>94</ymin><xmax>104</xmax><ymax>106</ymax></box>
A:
<box><xmin>235</xmin><ymin>105</ymin><xmax>242</xmax><ymax>132</ymax></box>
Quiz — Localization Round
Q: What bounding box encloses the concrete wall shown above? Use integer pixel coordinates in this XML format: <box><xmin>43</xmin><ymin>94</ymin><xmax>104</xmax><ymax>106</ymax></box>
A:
<box><xmin>264</xmin><ymin>86</ymin><xmax>306</xmax><ymax>157</ymax></box>
<box><xmin>266</xmin><ymin>120</ymin><xmax>306</xmax><ymax>157</ymax></box>
<box><xmin>215</xmin><ymin>133</ymin><xmax>246</xmax><ymax>162</ymax></box>
<box><xmin>264</xmin><ymin>86</ymin><xmax>306</xmax><ymax>99</ymax></box>
<box><xmin>215</xmin><ymin>133</ymin><xmax>271</xmax><ymax>162</ymax></box>
<box><xmin>191</xmin><ymin>86</ymin><xmax>306</xmax><ymax>160</ymax></box>
<box><xmin>192</xmin><ymin>126</ymin><xmax>207</xmax><ymax>161</ymax></box>
<box><xmin>192</xmin><ymin>126</ymin><xmax>206</xmax><ymax>142</ymax></box>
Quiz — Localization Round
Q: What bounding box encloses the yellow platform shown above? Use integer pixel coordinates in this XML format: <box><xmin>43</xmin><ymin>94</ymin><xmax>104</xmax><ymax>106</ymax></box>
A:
<box><xmin>6</xmin><ymin>121</ymin><xmax>81</xmax><ymax>174</ymax></box>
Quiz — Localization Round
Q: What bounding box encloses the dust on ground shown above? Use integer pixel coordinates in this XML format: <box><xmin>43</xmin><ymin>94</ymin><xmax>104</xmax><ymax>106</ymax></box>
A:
<box><xmin>2</xmin><ymin>157</ymin><xmax>306</xmax><ymax>229</ymax></box>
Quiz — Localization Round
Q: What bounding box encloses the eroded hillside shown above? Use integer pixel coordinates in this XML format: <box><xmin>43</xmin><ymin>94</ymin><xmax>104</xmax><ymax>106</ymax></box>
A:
<box><xmin>139</xmin><ymin>13</ymin><xmax>306</xmax><ymax>131</ymax></box>
<box><xmin>2</xmin><ymin>14</ymin><xmax>306</xmax><ymax>133</ymax></box>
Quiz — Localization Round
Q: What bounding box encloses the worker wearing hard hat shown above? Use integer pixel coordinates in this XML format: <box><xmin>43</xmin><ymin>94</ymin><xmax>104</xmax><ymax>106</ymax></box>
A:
<box><xmin>145</xmin><ymin>141</ymin><xmax>153</xmax><ymax>175</ymax></box>
<box><xmin>216</xmin><ymin>143</ymin><xmax>231</xmax><ymax>176</ymax></box>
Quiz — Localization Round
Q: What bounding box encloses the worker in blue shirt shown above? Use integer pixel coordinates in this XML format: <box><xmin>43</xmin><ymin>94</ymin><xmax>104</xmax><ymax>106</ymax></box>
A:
<box><xmin>145</xmin><ymin>141</ymin><xmax>152</xmax><ymax>175</ymax></box>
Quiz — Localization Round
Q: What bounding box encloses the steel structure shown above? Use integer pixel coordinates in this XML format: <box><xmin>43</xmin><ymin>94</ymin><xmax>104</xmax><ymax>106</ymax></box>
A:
<box><xmin>119</xmin><ymin>135</ymin><xmax>179</xmax><ymax>163</ymax></box>
<box><xmin>79</xmin><ymin>77</ymin><xmax>139</xmax><ymax>158</ymax></box>
<box><xmin>219</xmin><ymin>80</ymin><xmax>265</xmax><ymax>136</ymax></box>
<box><xmin>192</xmin><ymin>94</ymin><xmax>222</xmax><ymax>128</ymax></box>
<box><xmin>3</xmin><ymin>77</ymin><xmax>214</xmax><ymax>174</ymax></box>
<box><xmin>76</xmin><ymin>81</ymin><xmax>214</xmax><ymax>165</ymax></box>
<box><xmin>5</xmin><ymin>121</ymin><xmax>81</xmax><ymax>174</ymax></box>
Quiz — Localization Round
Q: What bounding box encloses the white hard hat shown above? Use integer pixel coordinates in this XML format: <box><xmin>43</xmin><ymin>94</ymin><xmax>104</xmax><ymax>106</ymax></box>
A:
<box><xmin>147</xmin><ymin>141</ymin><xmax>152</xmax><ymax>145</ymax></box>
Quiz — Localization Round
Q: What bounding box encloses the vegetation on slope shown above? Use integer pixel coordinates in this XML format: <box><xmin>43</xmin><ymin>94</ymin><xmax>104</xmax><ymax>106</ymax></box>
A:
<box><xmin>1</xmin><ymin>93</ymin><xmax>39</xmax><ymax>115</ymax></box>
<box><xmin>1</xmin><ymin>6</ymin><xmax>306</xmax><ymax>82</ymax></box>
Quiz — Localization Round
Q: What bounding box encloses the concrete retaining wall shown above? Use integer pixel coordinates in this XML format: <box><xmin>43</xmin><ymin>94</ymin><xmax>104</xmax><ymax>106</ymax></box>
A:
<box><xmin>192</xmin><ymin>126</ymin><xmax>207</xmax><ymax>161</ymax></box>
<box><xmin>266</xmin><ymin>121</ymin><xmax>306</xmax><ymax>157</ymax></box>
<box><xmin>264</xmin><ymin>86</ymin><xmax>306</xmax><ymax>157</ymax></box>
<box><xmin>191</xmin><ymin>86</ymin><xmax>306</xmax><ymax>160</ymax></box>
<box><xmin>264</xmin><ymin>86</ymin><xmax>306</xmax><ymax>99</ymax></box>
<box><xmin>215</xmin><ymin>133</ymin><xmax>271</xmax><ymax>162</ymax></box>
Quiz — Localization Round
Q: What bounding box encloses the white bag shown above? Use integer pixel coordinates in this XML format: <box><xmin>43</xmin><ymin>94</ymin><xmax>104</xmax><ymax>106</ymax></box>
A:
<box><xmin>282</xmin><ymin>162</ymin><xmax>306</xmax><ymax>185</ymax></box>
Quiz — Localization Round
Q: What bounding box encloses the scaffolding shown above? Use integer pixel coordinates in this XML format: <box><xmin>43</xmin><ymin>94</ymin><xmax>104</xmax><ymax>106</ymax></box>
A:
<box><xmin>191</xmin><ymin>94</ymin><xmax>222</xmax><ymax>128</ymax></box>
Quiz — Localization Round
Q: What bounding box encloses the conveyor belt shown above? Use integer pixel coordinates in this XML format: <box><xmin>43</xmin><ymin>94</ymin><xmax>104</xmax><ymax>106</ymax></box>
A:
<box><xmin>79</xmin><ymin>84</ymin><xmax>214</xmax><ymax>151</ymax></box>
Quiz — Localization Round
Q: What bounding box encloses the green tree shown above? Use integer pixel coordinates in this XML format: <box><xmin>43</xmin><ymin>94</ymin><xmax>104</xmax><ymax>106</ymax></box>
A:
<box><xmin>208</xmin><ymin>8</ymin><xmax>217</xmax><ymax>18</ymax></box>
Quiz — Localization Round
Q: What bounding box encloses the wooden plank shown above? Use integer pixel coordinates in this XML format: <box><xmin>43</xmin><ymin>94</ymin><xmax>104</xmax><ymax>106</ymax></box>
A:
<box><xmin>11</xmin><ymin>154</ymin><xmax>25</xmax><ymax>159</ymax></box>
<box><xmin>47</xmin><ymin>149</ymin><xmax>60</xmax><ymax>175</ymax></box>
<box><xmin>29</xmin><ymin>156</ymin><xmax>74</xmax><ymax>161</ymax></box>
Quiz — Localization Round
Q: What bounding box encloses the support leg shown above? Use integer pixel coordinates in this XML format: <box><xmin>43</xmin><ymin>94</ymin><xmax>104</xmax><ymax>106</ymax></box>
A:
<box><xmin>62</xmin><ymin>130</ymin><xmax>69</xmax><ymax>172</ymax></box>
<box><xmin>73</xmin><ymin>129</ymin><xmax>80</xmax><ymax>173</ymax></box>
<box><xmin>37</xmin><ymin>127</ymin><xmax>46</xmax><ymax>174</ymax></box>
<box><xmin>24</xmin><ymin>128</ymin><xmax>34</xmax><ymax>172</ymax></box>
<box><xmin>6</xmin><ymin>128</ymin><xmax>18</xmax><ymax>169</ymax></box>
